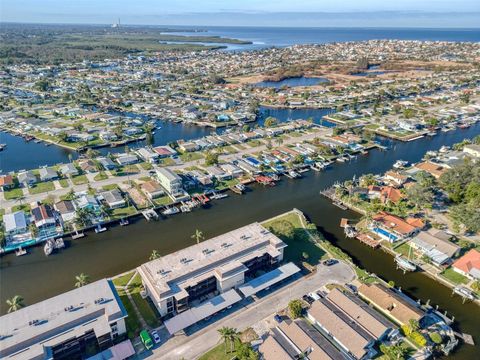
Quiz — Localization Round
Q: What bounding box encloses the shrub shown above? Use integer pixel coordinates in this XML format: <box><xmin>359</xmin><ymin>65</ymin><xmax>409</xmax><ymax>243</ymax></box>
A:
<box><xmin>288</xmin><ymin>299</ymin><xmax>303</xmax><ymax>319</ymax></box>
<box><xmin>429</xmin><ymin>332</ymin><xmax>443</xmax><ymax>344</ymax></box>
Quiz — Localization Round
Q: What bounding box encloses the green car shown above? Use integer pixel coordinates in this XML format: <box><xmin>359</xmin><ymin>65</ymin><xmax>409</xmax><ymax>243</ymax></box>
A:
<box><xmin>140</xmin><ymin>329</ymin><xmax>154</xmax><ymax>350</ymax></box>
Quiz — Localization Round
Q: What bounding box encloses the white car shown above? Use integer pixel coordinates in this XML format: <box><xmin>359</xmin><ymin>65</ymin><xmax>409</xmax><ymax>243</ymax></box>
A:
<box><xmin>151</xmin><ymin>330</ymin><xmax>161</xmax><ymax>344</ymax></box>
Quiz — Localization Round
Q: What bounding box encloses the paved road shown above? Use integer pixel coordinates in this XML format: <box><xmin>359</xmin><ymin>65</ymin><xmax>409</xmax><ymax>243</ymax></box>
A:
<box><xmin>2</xmin><ymin>127</ymin><xmax>329</xmax><ymax>210</ymax></box>
<box><xmin>144</xmin><ymin>261</ymin><xmax>355</xmax><ymax>360</ymax></box>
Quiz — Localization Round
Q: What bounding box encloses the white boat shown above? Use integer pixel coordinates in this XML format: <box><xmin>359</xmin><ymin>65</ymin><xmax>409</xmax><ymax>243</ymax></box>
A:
<box><xmin>311</xmin><ymin>162</ymin><xmax>325</xmax><ymax>171</ymax></box>
<box><xmin>211</xmin><ymin>192</ymin><xmax>229</xmax><ymax>200</ymax></box>
<box><xmin>336</xmin><ymin>156</ymin><xmax>346</xmax><ymax>163</ymax></box>
<box><xmin>344</xmin><ymin>225</ymin><xmax>357</xmax><ymax>238</ymax></box>
<box><xmin>180</xmin><ymin>204</ymin><xmax>191</xmax><ymax>213</ymax></box>
<box><xmin>395</xmin><ymin>255</ymin><xmax>416</xmax><ymax>272</ymax></box>
<box><xmin>393</xmin><ymin>160</ymin><xmax>409</xmax><ymax>169</ymax></box>
<box><xmin>15</xmin><ymin>247</ymin><xmax>27</xmax><ymax>256</ymax></box>
<box><xmin>453</xmin><ymin>286</ymin><xmax>476</xmax><ymax>301</ymax></box>
<box><xmin>425</xmin><ymin>151</ymin><xmax>437</xmax><ymax>157</ymax></box>
<box><xmin>439</xmin><ymin>146</ymin><xmax>450</xmax><ymax>153</ymax></box>
<box><xmin>119</xmin><ymin>218</ymin><xmax>129</xmax><ymax>226</ymax></box>
<box><xmin>44</xmin><ymin>240</ymin><xmax>54</xmax><ymax>256</ymax></box>
<box><xmin>54</xmin><ymin>238</ymin><xmax>65</xmax><ymax>249</ymax></box>
<box><xmin>235</xmin><ymin>183</ymin><xmax>246</xmax><ymax>192</ymax></box>
<box><xmin>95</xmin><ymin>224</ymin><xmax>107</xmax><ymax>233</ymax></box>
<box><xmin>286</xmin><ymin>170</ymin><xmax>300</xmax><ymax>178</ymax></box>
<box><xmin>162</xmin><ymin>206</ymin><xmax>180</xmax><ymax>216</ymax></box>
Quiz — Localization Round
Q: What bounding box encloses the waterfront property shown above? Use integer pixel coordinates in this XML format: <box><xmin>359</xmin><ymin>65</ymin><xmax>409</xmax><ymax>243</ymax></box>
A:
<box><xmin>452</xmin><ymin>249</ymin><xmax>480</xmax><ymax>280</ymax></box>
<box><xmin>370</xmin><ymin>212</ymin><xmax>423</xmax><ymax>243</ymax></box>
<box><xmin>409</xmin><ymin>230</ymin><xmax>460</xmax><ymax>266</ymax></box>
<box><xmin>306</xmin><ymin>288</ymin><xmax>396</xmax><ymax>360</ymax></box>
<box><xmin>155</xmin><ymin>167</ymin><xmax>187</xmax><ymax>200</ymax></box>
<box><xmin>358</xmin><ymin>283</ymin><xmax>424</xmax><ymax>326</ymax></box>
<box><xmin>0</xmin><ymin>279</ymin><xmax>128</xmax><ymax>360</ymax></box>
<box><xmin>137</xmin><ymin>222</ymin><xmax>292</xmax><ymax>324</ymax></box>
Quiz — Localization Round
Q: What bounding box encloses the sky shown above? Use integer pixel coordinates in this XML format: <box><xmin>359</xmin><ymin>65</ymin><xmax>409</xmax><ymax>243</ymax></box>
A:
<box><xmin>1</xmin><ymin>0</ymin><xmax>480</xmax><ymax>27</ymax></box>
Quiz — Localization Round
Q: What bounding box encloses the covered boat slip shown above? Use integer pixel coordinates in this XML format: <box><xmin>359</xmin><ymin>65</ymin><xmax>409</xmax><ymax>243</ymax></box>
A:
<box><xmin>165</xmin><ymin>289</ymin><xmax>242</xmax><ymax>334</ymax></box>
<box><xmin>238</xmin><ymin>262</ymin><xmax>301</xmax><ymax>298</ymax></box>
<box><xmin>165</xmin><ymin>263</ymin><xmax>300</xmax><ymax>334</ymax></box>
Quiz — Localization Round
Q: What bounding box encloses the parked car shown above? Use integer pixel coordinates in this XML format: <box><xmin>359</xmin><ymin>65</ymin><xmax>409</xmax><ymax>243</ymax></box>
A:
<box><xmin>323</xmin><ymin>259</ymin><xmax>338</xmax><ymax>266</ymax></box>
<box><xmin>302</xmin><ymin>295</ymin><xmax>314</xmax><ymax>304</ymax></box>
<box><xmin>274</xmin><ymin>314</ymin><xmax>282</xmax><ymax>323</ymax></box>
<box><xmin>151</xmin><ymin>330</ymin><xmax>161</xmax><ymax>344</ymax></box>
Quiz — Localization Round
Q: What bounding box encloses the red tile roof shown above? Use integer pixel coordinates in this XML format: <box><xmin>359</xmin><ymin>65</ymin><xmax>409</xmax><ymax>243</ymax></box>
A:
<box><xmin>453</xmin><ymin>249</ymin><xmax>480</xmax><ymax>275</ymax></box>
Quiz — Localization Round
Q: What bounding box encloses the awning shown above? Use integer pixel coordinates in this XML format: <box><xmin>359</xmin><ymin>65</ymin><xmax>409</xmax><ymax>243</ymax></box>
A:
<box><xmin>165</xmin><ymin>289</ymin><xmax>242</xmax><ymax>334</ymax></box>
<box><xmin>238</xmin><ymin>262</ymin><xmax>301</xmax><ymax>298</ymax></box>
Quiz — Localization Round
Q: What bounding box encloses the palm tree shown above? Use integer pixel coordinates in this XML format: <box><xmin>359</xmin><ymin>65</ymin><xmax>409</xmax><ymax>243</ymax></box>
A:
<box><xmin>228</xmin><ymin>328</ymin><xmax>239</xmax><ymax>353</ymax></box>
<box><xmin>150</xmin><ymin>250</ymin><xmax>161</xmax><ymax>261</ymax></box>
<box><xmin>6</xmin><ymin>295</ymin><xmax>25</xmax><ymax>313</ymax></box>
<box><xmin>74</xmin><ymin>273</ymin><xmax>90</xmax><ymax>288</ymax></box>
<box><xmin>218</xmin><ymin>326</ymin><xmax>231</xmax><ymax>354</ymax></box>
<box><xmin>191</xmin><ymin>229</ymin><xmax>204</xmax><ymax>245</ymax></box>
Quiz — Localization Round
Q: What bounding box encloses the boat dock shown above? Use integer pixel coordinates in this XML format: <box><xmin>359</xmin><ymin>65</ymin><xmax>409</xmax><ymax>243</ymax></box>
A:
<box><xmin>355</xmin><ymin>233</ymin><xmax>380</xmax><ymax>249</ymax></box>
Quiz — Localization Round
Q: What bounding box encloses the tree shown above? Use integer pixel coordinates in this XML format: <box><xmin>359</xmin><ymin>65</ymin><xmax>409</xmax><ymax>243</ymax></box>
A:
<box><xmin>379</xmin><ymin>343</ymin><xmax>408</xmax><ymax>360</ymax></box>
<box><xmin>228</xmin><ymin>328</ymin><xmax>240</xmax><ymax>352</ymax></box>
<box><xmin>6</xmin><ymin>295</ymin><xmax>25</xmax><ymax>313</ymax></box>
<box><xmin>288</xmin><ymin>299</ymin><xmax>303</xmax><ymax>319</ymax></box>
<box><xmin>236</xmin><ymin>342</ymin><xmax>259</xmax><ymax>360</ymax></box>
<box><xmin>150</xmin><ymin>250</ymin><xmax>161</xmax><ymax>261</ymax></box>
<box><xmin>264</xmin><ymin>116</ymin><xmax>278</xmax><ymax>128</ymax></box>
<box><xmin>429</xmin><ymin>332</ymin><xmax>443</xmax><ymax>345</ymax></box>
<box><xmin>218</xmin><ymin>327</ymin><xmax>232</xmax><ymax>354</ymax></box>
<box><xmin>75</xmin><ymin>207</ymin><xmax>95</xmax><ymax>229</ymax></box>
<box><xmin>85</xmin><ymin>148</ymin><xmax>99</xmax><ymax>159</ymax></box>
<box><xmin>205</xmin><ymin>151</ymin><xmax>219</xmax><ymax>166</ymax></box>
<box><xmin>74</xmin><ymin>273</ymin><xmax>90</xmax><ymax>288</ymax></box>
<box><xmin>408</xmin><ymin>319</ymin><xmax>420</xmax><ymax>333</ymax></box>
<box><xmin>28</xmin><ymin>223</ymin><xmax>39</xmax><ymax>238</ymax></box>
<box><xmin>191</xmin><ymin>229</ymin><xmax>204</xmax><ymax>244</ymax></box>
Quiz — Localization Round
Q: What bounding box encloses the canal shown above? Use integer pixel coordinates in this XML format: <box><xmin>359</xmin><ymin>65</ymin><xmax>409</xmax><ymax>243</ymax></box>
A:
<box><xmin>0</xmin><ymin>124</ymin><xmax>479</xmax><ymax>358</ymax></box>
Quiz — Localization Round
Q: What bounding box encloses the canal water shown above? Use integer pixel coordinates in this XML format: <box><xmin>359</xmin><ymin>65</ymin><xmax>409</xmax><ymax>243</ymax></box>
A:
<box><xmin>254</xmin><ymin>76</ymin><xmax>329</xmax><ymax>88</ymax></box>
<box><xmin>0</xmin><ymin>106</ymin><xmax>335</xmax><ymax>173</ymax></box>
<box><xmin>1</xmin><ymin>123</ymin><xmax>479</xmax><ymax>357</ymax></box>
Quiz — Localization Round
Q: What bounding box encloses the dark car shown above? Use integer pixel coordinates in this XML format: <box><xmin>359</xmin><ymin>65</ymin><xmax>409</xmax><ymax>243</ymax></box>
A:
<box><xmin>274</xmin><ymin>314</ymin><xmax>282</xmax><ymax>323</ymax></box>
<box><xmin>302</xmin><ymin>295</ymin><xmax>314</xmax><ymax>304</ymax></box>
<box><xmin>323</xmin><ymin>259</ymin><xmax>338</xmax><ymax>266</ymax></box>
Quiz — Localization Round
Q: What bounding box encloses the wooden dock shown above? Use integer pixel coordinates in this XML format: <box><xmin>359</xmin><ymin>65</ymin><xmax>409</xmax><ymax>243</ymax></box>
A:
<box><xmin>356</xmin><ymin>233</ymin><xmax>381</xmax><ymax>249</ymax></box>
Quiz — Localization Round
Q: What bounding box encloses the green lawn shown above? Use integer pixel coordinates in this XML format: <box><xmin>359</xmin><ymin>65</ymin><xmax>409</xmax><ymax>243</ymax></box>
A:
<box><xmin>112</xmin><ymin>271</ymin><xmax>135</xmax><ymax>288</ymax></box>
<box><xmin>262</xmin><ymin>212</ymin><xmax>327</xmax><ymax>266</ymax></box>
<box><xmin>28</xmin><ymin>181</ymin><xmax>55</xmax><ymax>195</ymax></box>
<box><xmin>128</xmin><ymin>273</ymin><xmax>160</xmax><ymax>328</ymax></box>
<box><xmin>102</xmin><ymin>184</ymin><xmax>119</xmax><ymax>191</ymax></box>
<box><xmin>440</xmin><ymin>267</ymin><xmax>469</xmax><ymax>285</ymax></box>
<box><xmin>180</xmin><ymin>152</ymin><xmax>204</xmax><ymax>162</ymax></box>
<box><xmin>159</xmin><ymin>158</ymin><xmax>176</xmax><ymax>166</ymax></box>
<box><xmin>58</xmin><ymin>179</ymin><xmax>70</xmax><ymax>188</ymax></box>
<box><xmin>139</xmin><ymin>162</ymin><xmax>153</xmax><ymax>170</ymax></box>
<box><xmin>12</xmin><ymin>204</ymin><xmax>31</xmax><ymax>213</ymax></box>
<box><xmin>235</xmin><ymin>144</ymin><xmax>247</xmax><ymax>150</ymax></box>
<box><xmin>246</xmin><ymin>139</ymin><xmax>263</xmax><ymax>148</ymax></box>
<box><xmin>3</xmin><ymin>187</ymin><xmax>24</xmax><ymax>200</ymax></box>
<box><xmin>289</xmin><ymin>132</ymin><xmax>303</xmax><ymax>137</ymax></box>
<box><xmin>198</xmin><ymin>340</ymin><xmax>243</xmax><ymax>360</ymax></box>
<box><xmin>153</xmin><ymin>196</ymin><xmax>173</xmax><ymax>207</ymax></box>
<box><xmin>118</xmin><ymin>290</ymin><xmax>142</xmax><ymax>338</ymax></box>
<box><xmin>112</xmin><ymin>206</ymin><xmax>138</xmax><ymax>219</ymax></box>
<box><xmin>72</xmin><ymin>174</ymin><xmax>89</xmax><ymax>185</ymax></box>
<box><xmin>94</xmin><ymin>172</ymin><xmax>109</xmax><ymax>181</ymax></box>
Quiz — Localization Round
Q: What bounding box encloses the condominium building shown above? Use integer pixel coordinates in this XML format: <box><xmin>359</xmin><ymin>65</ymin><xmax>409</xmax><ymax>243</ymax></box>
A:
<box><xmin>137</xmin><ymin>223</ymin><xmax>290</xmax><ymax>320</ymax></box>
<box><xmin>0</xmin><ymin>279</ymin><xmax>128</xmax><ymax>360</ymax></box>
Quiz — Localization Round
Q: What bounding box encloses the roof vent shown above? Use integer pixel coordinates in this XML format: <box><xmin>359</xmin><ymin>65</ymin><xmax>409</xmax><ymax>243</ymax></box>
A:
<box><xmin>94</xmin><ymin>298</ymin><xmax>105</xmax><ymax>305</ymax></box>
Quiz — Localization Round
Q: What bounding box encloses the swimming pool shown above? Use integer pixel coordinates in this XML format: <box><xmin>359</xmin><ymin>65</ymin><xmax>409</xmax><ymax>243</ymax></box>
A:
<box><xmin>372</xmin><ymin>227</ymin><xmax>399</xmax><ymax>242</ymax></box>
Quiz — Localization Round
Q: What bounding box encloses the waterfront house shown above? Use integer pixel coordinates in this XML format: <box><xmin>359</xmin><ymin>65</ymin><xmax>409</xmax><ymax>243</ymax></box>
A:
<box><xmin>205</xmin><ymin>166</ymin><xmax>231</xmax><ymax>181</ymax></box>
<box><xmin>383</xmin><ymin>171</ymin><xmax>408</xmax><ymax>186</ymax></box>
<box><xmin>358</xmin><ymin>283</ymin><xmax>424</xmax><ymax>326</ymax></box>
<box><xmin>140</xmin><ymin>180</ymin><xmax>165</xmax><ymax>199</ymax></box>
<box><xmin>177</xmin><ymin>140</ymin><xmax>199</xmax><ymax>152</ymax></box>
<box><xmin>370</xmin><ymin>212</ymin><xmax>422</xmax><ymax>242</ymax></box>
<box><xmin>99</xmin><ymin>189</ymin><xmax>126</xmax><ymax>209</ymax></box>
<box><xmin>306</xmin><ymin>297</ymin><xmax>377</xmax><ymax>360</ymax></box>
<box><xmin>54</xmin><ymin>200</ymin><xmax>77</xmax><ymax>223</ymax></box>
<box><xmin>0</xmin><ymin>174</ymin><xmax>14</xmax><ymax>191</ymax></box>
<box><xmin>116</xmin><ymin>153</ymin><xmax>139</xmax><ymax>166</ymax></box>
<box><xmin>97</xmin><ymin>156</ymin><xmax>117</xmax><ymax>170</ymax></box>
<box><xmin>39</xmin><ymin>167</ymin><xmax>59</xmax><ymax>182</ymax></box>
<box><xmin>220</xmin><ymin>163</ymin><xmax>244</xmax><ymax>178</ymax></box>
<box><xmin>17</xmin><ymin>170</ymin><xmax>37</xmax><ymax>187</ymax></box>
<box><xmin>379</xmin><ymin>186</ymin><xmax>404</xmax><ymax>204</ymax></box>
<box><xmin>78</xmin><ymin>159</ymin><xmax>97</xmax><ymax>173</ymax></box>
<box><xmin>259</xmin><ymin>317</ymin><xmax>347</xmax><ymax>360</ymax></box>
<box><xmin>136</xmin><ymin>147</ymin><xmax>159</xmax><ymax>163</ymax></box>
<box><xmin>414</xmin><ymin>161</ymin><xmax>447</xmax><ymax>179</ymax></box>
<box><xmin>409</xmin><ymin>230</ymin><xmax>460</xmax><ymax>266</ymax></box>
<box><xmin>153</xmin><ymin>145</ymin><xmax>177</xmax><ymax>158</ymax></box>
<box><xmin>0</xmin><ymin>279</ymin><xmax>128</xmax><ymax>360</ymax></box>
<box><xmin>452</xmin><ymin>249</ymin><xmax>480</xmax><ymax>280</ymax></box>
<box><xmin>155</xmin><ymin>167</ymin><xmax>184</xmax><ymax>197</ymax></box>
<box><xmin>3</xmin><ymin>211</ymin><xmax>29</xmax><ymax>244</ymax></box>
<box><xmin>60</xmin><ymin>163</ymin><xmax>79</xmax><ymax>177</ymax></box>
<box><xmin>31</xmin><ymin>204</ymin><xmax>61</xmax><ymax>241</ymax></box>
